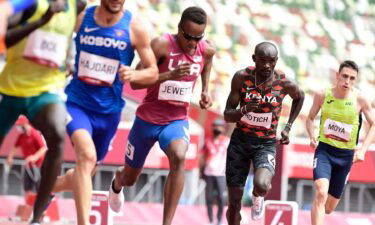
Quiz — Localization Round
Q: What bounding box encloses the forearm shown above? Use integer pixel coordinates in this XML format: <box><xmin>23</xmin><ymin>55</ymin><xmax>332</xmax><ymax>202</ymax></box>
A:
<box><xmin>305</xmin><ymin>118</ymin><xmax>316</xmax><ymax>140</ymax></box>
<box><xmin>6</xmin><ymin>16</ymin><xmax>48</xmax><ymax>47</ymax></box>
<box><xmin>130</xmin><ymin>65</ymin><xmax>158</xmax><ymax>89</ymax></box>
<box><xmin>287</xmin><ymin>96</ymin><xmax>304</xmax><ymax>126</ymax></box>
<box><xmin>33</xmin><ymin>147</ymin><xmax>48</xmax><ymax>160</ymax></box>
<box><xmin>224</xmin><ymin>108</ymin><xmax>243</xmax><ymax>123</ymax></box>
<box><xmin>360</xmin><ymin>124</ymin><xmax>375</xmax><ymax>151</ymax></box>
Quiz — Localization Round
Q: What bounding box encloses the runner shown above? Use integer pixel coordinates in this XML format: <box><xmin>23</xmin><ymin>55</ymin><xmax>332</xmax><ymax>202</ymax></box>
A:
<box><xmin>223</xmin><ymin>41</ymin><xmax>304</xmax><ymax>224</ymax></box>
<box><xmin>0</xmin><ymin>0</ymin><xmax>84</xmax><ymax>224</ymax></box>
<box><xmin>108</xmin><ymin>6</ymin><xmax>216</xmax><ymax>225</ymax></box>
<box><xmin>306</xmin><ymin>60</ymin><xmax>375</xmax><ymax>225</ymax></box>
<box><xmin>50</xmin><ymin>0</ymin><xmax>158</xmax><ymax>224</ymax></box>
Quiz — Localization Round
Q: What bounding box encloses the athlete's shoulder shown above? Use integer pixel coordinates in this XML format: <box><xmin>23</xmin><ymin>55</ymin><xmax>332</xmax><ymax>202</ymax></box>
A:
<box><xmin>203</xmin><ymin>39</ymin><xmax>216</xmax><ymax>58</ymax></box>
<box><xmin>150</xmin><ymin>35</ymin><xmax>170</xmax><ymax>59</ymax></box>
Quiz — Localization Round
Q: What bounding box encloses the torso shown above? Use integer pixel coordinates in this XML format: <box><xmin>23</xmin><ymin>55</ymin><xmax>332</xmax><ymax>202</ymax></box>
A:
<box><xmin>65</xmin><ymin>6</ymin><xmax>135</xmax><ymax>114</ymax></box>
<box><xmin>318</xmin><ymin>88</ymin><xmax>361</xmax><ymax>149</ymax></box>
<box><xmin>237</xmin><ymin>67</ymin><xmax>288</xmax><ymax>138</ymax></box>
<box><xmin>136</xmin><ymin>33</ymin><xmax>207</xmax><ymax>124</ymax></box>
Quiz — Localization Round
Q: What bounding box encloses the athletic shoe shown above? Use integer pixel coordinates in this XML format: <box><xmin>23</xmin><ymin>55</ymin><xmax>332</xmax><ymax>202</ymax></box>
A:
<box><xmin>108</xmin><ymin>177</ymin><xmax>124</xmax><ymax>213</ymax></box>
<box><xmin>251</xmin><ymin>195</ymin><xmax>265</xmax><ymax>220</ymax></box>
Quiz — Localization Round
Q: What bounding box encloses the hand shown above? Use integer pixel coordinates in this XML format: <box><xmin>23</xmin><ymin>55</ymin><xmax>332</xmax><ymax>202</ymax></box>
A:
<box><xmin>309</xmin><ymin>137</ymin><xmax>318</xmax><ymax>149</ymax></box>
<box><xmin>119</xmin><ymin>65</ymin><xmax>134</xmax><ymax>83</ymax></box>
<box><xmin>6</xmin><ymin>157</ymin><xmax>13</xmax><ymax>167</ymax></box>
<box><xmin>40</xmin><ymin>0</ymin><xmax>67</xmax><ymax>25</ymax></box>
<box><xmin>353</xmin><ymin>149</ymin><xmax>365</xmax><ymax>163</ymax></box>
<box><xmin>199</xmin><ymin>92</ymin><xmax>212</xmax><ymax>109</ymax></box>
<box><xmin>65</xmin><ymin>62</ymin><xmax>75</xmax><ymax>77</ymax></box>
<box><xmin>279</xmin><ymin>128</ymin><xmax>290</xmax><ymax>145</ymax></box>
<box><xmin>25</xmin><ymin>155</ymin><xmax>37</xmax><ymax>164</ymax></box>
<box><xmin>170</xmin><ymin>62</ymin><xmax>190</xmax><ymax>80</ymax></box>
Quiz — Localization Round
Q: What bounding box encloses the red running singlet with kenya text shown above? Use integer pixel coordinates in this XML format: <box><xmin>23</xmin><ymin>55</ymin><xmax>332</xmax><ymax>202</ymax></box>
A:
<box><xmin>136</xmin><ymin>33</ymin><xmax>207</xmax><ymax>125</ymax></box>
<box><xmin>237</xmin><ymin>67</ymin><xmax>288</xmax><ymax>138</ymax></box>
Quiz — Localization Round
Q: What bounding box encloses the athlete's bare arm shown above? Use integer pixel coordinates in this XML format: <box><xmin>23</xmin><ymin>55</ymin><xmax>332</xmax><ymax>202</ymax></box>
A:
<box><xmin>199</xmin><ymin>40</ymin><xmax>215</xmax><ymax>109</ymax></box>
<box><xmin>279</xmin><ymin>79</ymin><xmax>305</xmax><ymax>144</ymax></box>
<box><xmin>353</xmin><ymin>93</ymin><xmax>375</xmax><ymax>162</ymax></box>
<box><xmin>223</xmin><ymin>70</ymin><xmax>259</xmax><ymax>123</ymax></box>
<box><xmin>5</xmin><ymin>1</ymin><xmax>67</xmax><ymax>47</ymax></box>
<box><xmin>123</xmin><ymin>17</ymin><xmax>158</xmax><ymax>88</ymax></box>
<box><xmin>305</xmin><ymin>90</ymin><xmax>325</xmax><ymax>149</ymax></box>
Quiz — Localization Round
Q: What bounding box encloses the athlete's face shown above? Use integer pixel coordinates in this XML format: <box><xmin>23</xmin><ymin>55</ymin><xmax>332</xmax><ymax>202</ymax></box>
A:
<box><xmin>252</xmin><ymin>53</ymin><xmax>278</xmax><ymax>78</ymax></box>
<box><xmin>336</xmin><ymin>67</ymin><xmax>358</xmax><ymax>90</ymax></box>
<box><xmin>177</xmin><ymin>20</ymin><xmax>206</xmax><ymax>55</ymax></box>
<box><xmin>101</xmin><ymin>0</ymin><xmax>125</xmax><ymax>14</ymax></box>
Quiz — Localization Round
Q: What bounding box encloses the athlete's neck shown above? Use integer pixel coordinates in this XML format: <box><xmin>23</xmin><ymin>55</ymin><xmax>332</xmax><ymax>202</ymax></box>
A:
<box><xmin>254</xmin><ymin>69</ymin><xmax>274</xmax><ymax>86</ymax></box>
<box><xmin>333</xmin><ymin>86</ymin><xmax>351</xmax><ymax>99</ymax></box>
<box><xmin>95</xmin><ymin>6</ymin><xmax>124</xmax><ymax>27</ymax></box>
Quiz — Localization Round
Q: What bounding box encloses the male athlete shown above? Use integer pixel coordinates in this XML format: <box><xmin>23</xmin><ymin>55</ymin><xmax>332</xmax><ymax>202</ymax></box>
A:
<box><xmin>49</xmin><ymin>0</ymin><xmax>158</xmax><ymax>224</ymax></box>
<box><xmin>108</xmin><ymin>6</ymin><xmax>215</xmax><ymax>225</ymax></box>
<box><xmin>306</xmin><ymin>60</ymin><xmax>375</xmax><ymax>225</ymax></box>
<box><xmin>0</xmin><ymin>1</ymin><xmax>84</xmax><ymax>224</ymax></box>
<box><xmin>223</xmin><ymin>41</ymin><xmax>304</xmax><ymax>224</ymax></box>
<box><xmin>0</xmin><ymin>0</ymin><xmax>36</xmax><ymax>55</ymax></box>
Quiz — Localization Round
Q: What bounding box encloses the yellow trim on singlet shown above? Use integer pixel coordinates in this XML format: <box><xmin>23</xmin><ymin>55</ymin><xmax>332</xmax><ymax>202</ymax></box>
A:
<box><xmin>0</xmin><ymin>0</ymin><xmax>76</xmax><ymax>97</ymax></box>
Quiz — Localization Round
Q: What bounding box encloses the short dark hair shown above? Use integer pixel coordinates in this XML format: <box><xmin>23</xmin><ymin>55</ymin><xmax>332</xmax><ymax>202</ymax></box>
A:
<box><xmin>179</xmin><ymin>6</ymin><xmax>207</xmax><ymax>26</ymax></box>
<box><xmin>339</xmin><ymin>60</ymin><xmax>359</xmax><ymax>73</ymax></box>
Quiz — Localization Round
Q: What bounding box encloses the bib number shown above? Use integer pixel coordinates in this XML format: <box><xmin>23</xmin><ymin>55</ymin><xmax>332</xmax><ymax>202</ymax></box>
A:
<box><xmin>158</xmin><ymin>80</ymin><xmax>193</xmax><ymax>103</ymax></box>
<box><xmin>240</xmin><ymin>112</ymin><xmax>272</xmax><ymax>129</ymax></box>
<box><xmin>324</xmin><ymin>119</ymin><xmax>352</xmax><ymax>142</ymax></box>
<box><xmin>23</xmin><ymin>30</ymin><xmax>67</xmax><ymax>68</ymax></box>
<box><xmin>78</xmin><ymin>51</ymin><xmax>119</xmax><ymax>86</ymax></box>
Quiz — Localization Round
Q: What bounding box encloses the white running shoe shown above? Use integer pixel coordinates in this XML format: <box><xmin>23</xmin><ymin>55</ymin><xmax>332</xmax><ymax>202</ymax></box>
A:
<box><xmin>108</xmin><ymin>177</ymin><xmax>124</xmax><ymax>213</ymax></box>
<box><xmin>251</xmin><ymin>195</ymin><xmax>265</xmax><ymax>220</ymax></box>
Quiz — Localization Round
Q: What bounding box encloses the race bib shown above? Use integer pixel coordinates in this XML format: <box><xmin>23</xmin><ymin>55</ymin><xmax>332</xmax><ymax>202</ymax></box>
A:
<box><xmin>78</xmin><ymin>51</ymin><xmax>119</xmax><ymax>86</ymax></box>
<box><xmin>324</xmin><ymin>119</ymin><xmax>352</xmax><ymax>142</ymax></box>
<box><xmin>158</xmin><ymin>80</ymin><xmax>193</xmax><ymax>103</ymax></box>
<box><xmin>240</xmin><ymin>112</ymin><xmax>272</xmax><ymax>129</ymax></box>
<box><xmin>23</xmin><ymin>30</ymin><xmax>67</xmax><ymax>68</ymax></box>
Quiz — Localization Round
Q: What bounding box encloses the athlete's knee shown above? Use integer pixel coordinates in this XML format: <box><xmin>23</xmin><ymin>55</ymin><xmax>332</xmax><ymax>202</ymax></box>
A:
<box><xmin>315</xmin><ymin>189</ymin><xmax>328</xmax><ymax>203</ymax></box>
<box><xmin>325</xmin><ymin>206</ymin><xmax>334</xmax><ymax>214</ymax></box>
<box><xmin>168</xmin><ymin>148</ymin><xmax>187</xmax><ymax>170</ymax></box>
<box><xmin>253</xmin><ymin>178</ymin><xmax>271</xmax><ymax>196</ymax></box>
<box><xmin>76</xmin><ymin>150</ymin><xmax>97</xmax><ymax>172</ymax></box>
<box><xmin>42</xmin><ymin>123</ymin><xmax>65</xmax><ymax>150</ymax></box>
<box><xmin>116</xmin><ymin>168</ymin><xmax>140</xmax><ymax>187</ymax></box>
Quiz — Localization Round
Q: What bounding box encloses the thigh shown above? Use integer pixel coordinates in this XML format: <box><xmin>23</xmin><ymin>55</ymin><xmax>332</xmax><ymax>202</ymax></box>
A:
<box><xmin>66</xmin><ymin>102</ymin><xmax>93</xmax><ymax>137</ymax></box>
<box><xmin>158</xmin><ymin>119</ymin><xmax>189</xmax><ymax>151</ymax></box>
<box><xmin>92</xmin><ymin>112</ymin><xmax>121</xmax><ymax>162</ymax></box>
<box><xmin>226</xmin><ymin>136</ymin><xmax>251</xmax><ymax>188</ymax></box>
<box><xmin>328</xmin><ymin>156</ymin><xmax>353</xmax><ymax>199</ymax></box>
<box><xmin>126</xmin><ymin>117</ymin><xmax>159</xmax><ymax>169</ymax></box>
<box><xmin>26</xmin><ymin>92</ymin><xmax>64</xmax><ymax>121</ymax></box>
<box><xmin>252</xmin><ymin>139</ymin><xmax>277</xmax><ymax>175</ymax></box>
<box><xmin>0</xmin><ymin>93</ymin><xmax>23</xmax><ymax>137</ymax></box>
<box><xmin>313</xmin><ymin>144</ymin><xmax>332</xmax><ymax>181</ymax></box>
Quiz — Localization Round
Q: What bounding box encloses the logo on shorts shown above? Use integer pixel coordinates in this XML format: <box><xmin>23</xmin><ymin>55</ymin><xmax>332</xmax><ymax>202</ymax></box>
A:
<box><xmin>268</xmin><ymin>154</ymin><xmax>275</xmax><ymax>169</ymax></box>
<box><xmin>126</xmin><ymin>141</ymin><xmax>135</xmax><ymax>160</ymax></box>
<box><xmin>326</xmin><ymin>100</ymin><xmax>334</xmax><ymax>104</ymax></box>
<box><xmin>313</xmin><ymin>158</ymin><xmax>317</xmax><ymax>169</ymax></box>
<box><xmin>66</xmin><ymin>113</ymin><xmax>73</xmax><ymax>125</ymax></box>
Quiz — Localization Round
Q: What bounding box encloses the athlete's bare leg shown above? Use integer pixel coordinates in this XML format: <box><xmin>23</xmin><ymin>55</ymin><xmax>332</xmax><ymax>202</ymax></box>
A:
<box><xmin>252</xmin><ymin>168</ymin><xmax>273</xmax><ymax>197</ymax></box>
<box><xmin>163</xmin><ymin>139</ymin><xmax>188</xmax><ymax>225</ymax></box>
<box><xmin>325</xmin><ymin>194</ymin><xmax>340</xmax><ymax>214</ymax></box>
<box><xmin>226</xmin><ymin>186</ymin><xmax>244</xmax><ymax>225</ymax></box>
<box><xmin>29</xmin><ymin>103</ymin><xmax>66</xmax><ymax>223</ymax></box>
<box><xmin>70</xmin><ymin>130</ymin><xmax>97</xmax><ymax>225</ymax></box>
<box><xmin>311</xmin><ymin>178</ymin><xmax>329</xmax><ymax>225</ymax></box>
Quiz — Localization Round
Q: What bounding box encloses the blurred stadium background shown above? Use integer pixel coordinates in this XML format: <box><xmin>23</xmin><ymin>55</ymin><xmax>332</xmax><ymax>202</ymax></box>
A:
<box><xmin>0</xmin><ymin>0</ymin><xmax>375</xmax><ymax>224</ymax></box>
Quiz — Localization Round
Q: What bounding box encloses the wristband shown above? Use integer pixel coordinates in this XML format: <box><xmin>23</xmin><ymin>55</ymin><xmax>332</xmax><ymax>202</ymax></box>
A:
<box><xmin>285</xmin><ymin>122</ymin><xmax>292</xmax><ymax>129</ymax></box>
